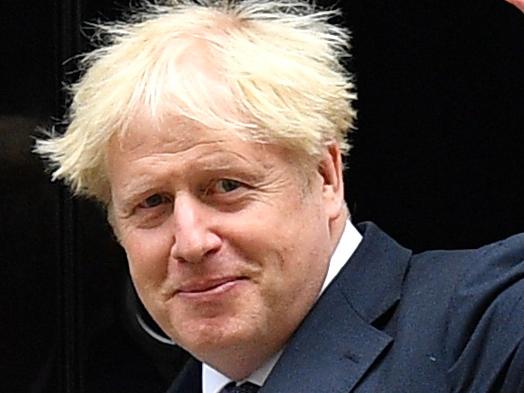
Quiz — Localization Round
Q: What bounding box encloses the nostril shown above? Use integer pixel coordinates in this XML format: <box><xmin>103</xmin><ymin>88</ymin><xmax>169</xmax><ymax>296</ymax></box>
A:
<box><xmin>170</xmin><ymin>231</ymin><xmax>222</xmax><ymax>264</ymax></box>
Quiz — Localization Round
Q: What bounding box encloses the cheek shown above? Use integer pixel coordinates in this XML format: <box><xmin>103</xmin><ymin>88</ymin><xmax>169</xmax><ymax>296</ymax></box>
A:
<box><xmin>124</xmin><ymin>230</ymin><xmax>175</xmax><ymax>331</ymax></box>
<box><xmin>123</xmin><ymin>229</ymin><xmax>172</xmax><ymax>287</ymax></box>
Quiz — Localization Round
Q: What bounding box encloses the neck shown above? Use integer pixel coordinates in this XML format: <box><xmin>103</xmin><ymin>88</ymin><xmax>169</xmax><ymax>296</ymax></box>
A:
<box><xmin>200</xmin><ymin>339</ymin><xmax>284</xmax><ymax>381</ymax></box>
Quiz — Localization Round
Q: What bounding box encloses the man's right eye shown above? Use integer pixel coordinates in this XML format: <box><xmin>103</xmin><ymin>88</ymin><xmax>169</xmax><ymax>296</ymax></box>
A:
<box><xmin>138</xmin><ymin>194</ymin><xmax>169</xmax><ymax>209</ymax></box>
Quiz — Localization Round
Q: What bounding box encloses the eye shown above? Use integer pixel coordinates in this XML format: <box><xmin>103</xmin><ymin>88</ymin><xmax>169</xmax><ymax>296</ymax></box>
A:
<box><xmin>138</xmin><ymin>194</ymin><xmax>170</xmax><ymax>209</ymax></box>
<box><xmin>214</xmin><ymin>179</ymin><xmax>242</xmax><ymax>193</ymax></box>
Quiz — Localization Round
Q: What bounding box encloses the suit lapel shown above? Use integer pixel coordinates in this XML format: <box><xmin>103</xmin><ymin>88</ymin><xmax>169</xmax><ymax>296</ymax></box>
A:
<box><xmin>167</xmin><ymin>223</ymin><xmax>411</xmax><ymax>393</ymax></box>
<box><xmin>166</xmin><ymin>357</ymin><xmax>202</xmax><ymax>393</ymax></box>
<box><xmin>261</xmin><ymin>222</ymin><xmax>412</xmax><ymax>393</ymax></box>
<box><xmin>260</xmin><ymin>284</ymin><xmax>392</xmax><ymax>393</ymax></box>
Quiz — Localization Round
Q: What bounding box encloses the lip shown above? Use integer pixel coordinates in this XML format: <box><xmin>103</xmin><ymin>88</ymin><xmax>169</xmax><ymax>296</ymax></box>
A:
<box><xmin>175</xmin><ymin>277</ymin><xmax>246</xmax><ymax>298</ymax></box>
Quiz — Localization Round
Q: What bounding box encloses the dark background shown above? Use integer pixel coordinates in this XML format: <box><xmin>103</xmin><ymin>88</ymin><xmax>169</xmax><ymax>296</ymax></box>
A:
<box><xmin>1</xmin><ymin>1</ymin><xmax>523</xmax><ymax>392</ymax></box>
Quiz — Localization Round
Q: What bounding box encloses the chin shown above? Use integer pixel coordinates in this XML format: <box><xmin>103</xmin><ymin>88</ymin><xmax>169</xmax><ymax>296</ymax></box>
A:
<box><xmin>171</xmin><ymin>312</ymin><xmax>262</xmax><ymax>355</ymax></box>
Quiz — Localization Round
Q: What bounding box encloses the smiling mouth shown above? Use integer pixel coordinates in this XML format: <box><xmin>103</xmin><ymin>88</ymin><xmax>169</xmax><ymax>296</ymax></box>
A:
<box><xmin>176</xmin><ymin>277</ymin><xmax>247</xmax><ymax>298</ymax></box>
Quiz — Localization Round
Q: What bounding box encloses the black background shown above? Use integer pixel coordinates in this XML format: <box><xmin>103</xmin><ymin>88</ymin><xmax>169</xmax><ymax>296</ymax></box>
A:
<box><xmin>1</xmin><ymin>1</ymin><xmax>523</xmax><ymax>392</ymax></box>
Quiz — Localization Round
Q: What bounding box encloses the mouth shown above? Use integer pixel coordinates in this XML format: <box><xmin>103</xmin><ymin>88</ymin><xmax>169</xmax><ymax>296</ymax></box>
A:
<box><xmin>175</xmin><ymin>277</ymin><xmax>247</xmax><ymax>298</ymax></box>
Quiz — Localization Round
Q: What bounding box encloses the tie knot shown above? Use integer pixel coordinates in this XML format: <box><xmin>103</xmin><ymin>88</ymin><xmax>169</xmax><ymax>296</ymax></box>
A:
<box><xmin>221</xmin><ymin>382</ymin><xmax>260</xmax><ymax>393</ymax></box>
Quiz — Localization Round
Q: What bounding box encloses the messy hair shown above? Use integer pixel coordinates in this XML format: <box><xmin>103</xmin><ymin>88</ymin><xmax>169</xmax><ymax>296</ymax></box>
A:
<box><xmin>35</xmin><ymin>0</ymin><xmax>356</xmax><ymax>203</ymax></box>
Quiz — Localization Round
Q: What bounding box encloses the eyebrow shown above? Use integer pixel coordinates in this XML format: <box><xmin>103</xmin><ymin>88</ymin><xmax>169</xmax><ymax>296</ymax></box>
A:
<box><xmin>115</xmin><ymin>174</ymin><xmax>161</xmax><ymax>209</ymax></box>
<box><xmin>114</xmin><ymin>150</ymin><xmax>266</xmax><ymax>206</ymax></box>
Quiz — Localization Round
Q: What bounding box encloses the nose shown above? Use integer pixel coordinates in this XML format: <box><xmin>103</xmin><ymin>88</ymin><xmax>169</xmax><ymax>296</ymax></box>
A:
<box><xmin>169</xmin><ymin>194</ymin><xmax>222</xmax><ymax>263</ymax></box>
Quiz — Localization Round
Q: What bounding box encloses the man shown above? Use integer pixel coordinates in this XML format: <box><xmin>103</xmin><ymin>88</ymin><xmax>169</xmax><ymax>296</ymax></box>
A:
<box><xmin>507</xmin><ymin>0</ymin><xmax>524</xmax><ymax>12</ymax></box>
<box><xmin>36</xmin><ymin>0</ymin><xmax>524</xmax><ymax>392</ymax></box>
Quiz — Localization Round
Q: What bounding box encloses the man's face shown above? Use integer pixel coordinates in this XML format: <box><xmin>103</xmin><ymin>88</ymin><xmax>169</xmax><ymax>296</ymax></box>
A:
<box><xmin>107</xmin><ymin>116</ymin><xmax>343</xmax><ymax>376</ymax></box>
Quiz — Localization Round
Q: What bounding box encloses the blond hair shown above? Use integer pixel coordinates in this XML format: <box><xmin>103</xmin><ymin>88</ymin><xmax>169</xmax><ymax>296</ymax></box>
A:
<box><xmin>35</xmin><ymin>0</ymin><xmax>356</xmax><ymax>203</ymax></box>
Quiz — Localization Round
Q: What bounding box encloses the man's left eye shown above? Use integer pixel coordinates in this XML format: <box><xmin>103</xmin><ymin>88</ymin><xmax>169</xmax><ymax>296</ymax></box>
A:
<box><xmin>214</xmin><ymin>179</ymin><xmax>242</xmax><ymax>193</ymax></box>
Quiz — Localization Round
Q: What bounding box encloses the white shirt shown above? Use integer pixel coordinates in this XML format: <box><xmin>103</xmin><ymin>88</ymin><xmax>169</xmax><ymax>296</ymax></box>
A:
<box><xmin>203</xmin><ymin>220</ymin><xmax>363</xmax><ymax>393</ymax></box>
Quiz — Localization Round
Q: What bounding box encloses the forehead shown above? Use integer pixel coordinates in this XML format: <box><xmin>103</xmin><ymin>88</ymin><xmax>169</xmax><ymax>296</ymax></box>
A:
<box><xmin>105</xmin><ymin>114</ymin><xmax>295</xmax><ymax>177</ymax></box>
<box><xmin>113</xmin><ymin>114</ymin><xmax>223</xmax><ymax>152</ymax></box>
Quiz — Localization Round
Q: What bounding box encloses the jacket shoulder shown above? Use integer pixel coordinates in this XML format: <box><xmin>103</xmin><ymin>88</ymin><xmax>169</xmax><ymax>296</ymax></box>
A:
<box><xmin>444</xmin><ymin>234</ymin><xmax>524</xmax><ymax>391</ymax></box>
<box><xmin>405</xmin><ymin>233</ymin><xmax>524</xmax><ymax>391</ymax></box>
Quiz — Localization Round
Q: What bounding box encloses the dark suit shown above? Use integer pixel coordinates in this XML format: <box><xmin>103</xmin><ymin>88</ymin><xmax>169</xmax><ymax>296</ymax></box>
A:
<box><xmin>168</xmin><ymin>222</ymin><xmax>524</xmax><ymax>393</ymax></box>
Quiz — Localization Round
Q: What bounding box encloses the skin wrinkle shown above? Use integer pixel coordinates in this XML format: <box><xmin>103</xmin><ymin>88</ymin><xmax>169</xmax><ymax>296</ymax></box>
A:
<box><xmin>34</xmin><ymin>2</ymin><xmax>355</xmax><ymax>201</ymax></box>
<box><xmin>112</xmin><ymin>121</ymin><xmax>291</xmax><ymax>183</ymax></box>
<box><xmin>112</xmin><ymin>140</ymin><xmax>302</xmax><ymax>236</ymax></box>
<box><xmin>32</xmin><ymin>1</ymin><xmax>358</xmax><ymax>381</ymax></box>
<box><xmin>112</xmin><ymin>142</ymin><xmax>284</xmax><ymax>218</ymax></box>
<box><xmin>107</xmin><ymin>114</ymin><xmax>346</xmax><ymax>379</ymax></box>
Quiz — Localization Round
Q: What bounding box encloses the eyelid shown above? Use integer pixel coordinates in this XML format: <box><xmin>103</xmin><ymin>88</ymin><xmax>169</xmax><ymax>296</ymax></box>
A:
<box><xmin>218</xmin><ymin>179</ymin><xmax>241</xmax><ymax>190</ymax></box>
<box><xmin>205</xmin><ymin>178</ymin><xmax>245</xmax><ymax>194</ymax></box>
<box><xmin>138</xmin><ymin>193</ymin><xmax>172</xmax><ymax>209</ymax></box>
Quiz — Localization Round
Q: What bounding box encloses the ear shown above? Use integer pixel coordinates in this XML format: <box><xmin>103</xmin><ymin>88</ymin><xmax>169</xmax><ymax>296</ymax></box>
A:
<box><xmin>317</xmin><ymin>143</ymin><xmax>345</xmax><ymax>220</ymax></box>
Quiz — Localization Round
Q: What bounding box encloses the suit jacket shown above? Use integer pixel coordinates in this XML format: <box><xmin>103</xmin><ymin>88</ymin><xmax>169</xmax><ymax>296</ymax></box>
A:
<box><xmin>167</xmin><ymin>222</ymin><xmax>524</xmax><ymax>393</ymax></box>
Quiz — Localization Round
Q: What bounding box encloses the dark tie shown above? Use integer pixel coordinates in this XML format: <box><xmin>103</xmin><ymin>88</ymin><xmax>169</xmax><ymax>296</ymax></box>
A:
<box><xmin>220</xmin><ymin>382</ymin><xmax>260</xmax><ymax>393</ymax></box>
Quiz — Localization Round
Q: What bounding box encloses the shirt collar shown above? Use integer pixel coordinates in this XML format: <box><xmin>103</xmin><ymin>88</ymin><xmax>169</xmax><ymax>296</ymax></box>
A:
<box><xmin>202</xmin><ymin>219</ymin><xmax>362</xmax><ymax>393</ymax></box>
<box><xmin>320</xmin><ymin>218</ymin><xmax>362</xmax><ymax>295</ymax></box>
<box><xmin>202</xmin><ymin>350</ymin><xmax>281</xmax><ymax>393</ymax></box>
